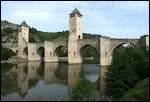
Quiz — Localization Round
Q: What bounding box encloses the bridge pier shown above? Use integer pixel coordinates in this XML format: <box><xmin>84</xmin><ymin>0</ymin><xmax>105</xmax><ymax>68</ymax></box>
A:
<box><xmin>68</xmin><ymin>56</ymin><xmax>82</xmax><ymax>64</ymax></box>
<box><xmin>44</xmin><ymin>41</ymin><xmax>59</xmax><ymax>62</ymax></box>
<box><xmin>68</xmin><ymin>42</ymin><xmax>82</xmax><ymax>64</ymax></box>
<box><xmin>27</xmin><ymin>43</ymin><xmax>43</xmax><ymax>61</ymax></box>
<box><xmin>99</xmin><ymin>37</ymin><xmax>111</xmax><ymax>66</ymax></box>
<box><xmin>45</xmin><ymin>56</ymin><xmax>59</xmax><ymax>62</ymax></box>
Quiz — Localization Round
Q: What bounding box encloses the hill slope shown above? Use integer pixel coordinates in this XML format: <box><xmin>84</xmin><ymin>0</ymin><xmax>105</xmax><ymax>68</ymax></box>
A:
<box><xmin>1</xmin><ymin>20</ymin><xmax>101</xmax><ymax>43</ymax></box>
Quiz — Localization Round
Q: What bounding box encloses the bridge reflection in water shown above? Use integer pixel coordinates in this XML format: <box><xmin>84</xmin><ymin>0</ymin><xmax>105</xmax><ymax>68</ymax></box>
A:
<box><xmin>1</xmin><ymin>62</ymin><xmax>108</xmax><ymax>101</ymax></box>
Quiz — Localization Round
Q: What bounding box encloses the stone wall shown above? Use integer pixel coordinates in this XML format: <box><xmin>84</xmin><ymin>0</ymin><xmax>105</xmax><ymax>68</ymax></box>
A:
<box><xmin>44</xmin><ymin>41</ymin><xmax>59</xmax><ymax>62</ymax></box>
<box><xmin>28</xmin><ymin>43</ymin><xmax>44</xmax><ymax>61</ymax></box>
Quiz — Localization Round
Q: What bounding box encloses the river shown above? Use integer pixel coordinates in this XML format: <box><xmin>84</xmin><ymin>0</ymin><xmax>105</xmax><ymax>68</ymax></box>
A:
<box><xmin>1</xmin><ymin>62</ymin><xmax>110</xmax><ymax>101</ymax></box>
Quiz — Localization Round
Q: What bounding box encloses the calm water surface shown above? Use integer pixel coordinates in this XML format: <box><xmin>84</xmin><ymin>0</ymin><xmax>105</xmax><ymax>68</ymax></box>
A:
<box><xmin>1</xmin><ymin>62</ymin><xmax>108</xmax><ymax>101</ymax></box>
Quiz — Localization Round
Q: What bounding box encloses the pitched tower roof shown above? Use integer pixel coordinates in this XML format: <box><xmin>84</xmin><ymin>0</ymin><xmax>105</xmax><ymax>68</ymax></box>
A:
<box><xmin>70</xmin><ymin>8</ymin><xmax>83</xmax><ymax>17</ymax></box>
<box><xmin>20</xmin><ymin>20</ymin><xmax>29</xmax><ymax>27</ymax></box>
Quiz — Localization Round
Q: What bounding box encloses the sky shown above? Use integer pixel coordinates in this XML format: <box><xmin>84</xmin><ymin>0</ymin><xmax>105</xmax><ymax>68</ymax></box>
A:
<box><xmin>1</xmin><ymin>1</ymin><xmax>149</xmax><ymax>38</ymax></box>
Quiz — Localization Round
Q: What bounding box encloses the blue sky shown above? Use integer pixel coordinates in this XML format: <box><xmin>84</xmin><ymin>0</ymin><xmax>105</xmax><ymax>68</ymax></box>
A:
<box><xmin>1</xmin><ymin>1</ymin><xmax>149</xmax><ymax>38</ymax></box>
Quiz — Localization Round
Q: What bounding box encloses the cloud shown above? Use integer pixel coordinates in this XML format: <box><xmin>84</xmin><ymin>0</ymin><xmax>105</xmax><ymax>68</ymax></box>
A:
<box><xmin>114</xmin><ymin>1</ymin><xmax>148</xmax><ymax>11</ymax></box>
<box><xmin>11</xmin><ymin>10</ymin><xmax>51</xmax><ymax>21</ymax></box>
<box><xmin>1</xmin><ymin>1</ymin><xmax>149</xmax><ymax>38</ymax></box>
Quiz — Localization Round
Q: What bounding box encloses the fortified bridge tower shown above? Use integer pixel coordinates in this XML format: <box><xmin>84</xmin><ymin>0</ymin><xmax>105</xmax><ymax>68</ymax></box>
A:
<box><xmin>68</xmin><ymin>8</ymin><xmax>83</xmax><ymax>64</ymax></box>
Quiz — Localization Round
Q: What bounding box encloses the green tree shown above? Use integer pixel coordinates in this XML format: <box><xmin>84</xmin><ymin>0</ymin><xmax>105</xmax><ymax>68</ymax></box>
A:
<box><xmin>1</xmin><ymin>45</ymin><xmax>16</xmax><ymax>60</ymax></box>
<box><xmin>72</xmin><ymin>78</ymin><xmax>96</xmax><ymax>101</ymax></box>
<box><xmin>3</xmin><ymin>27</ymin><xmax>14</xmax><ymax>34</ymax></box>
<box><xmin>105</xmin><ymin>46</ymin><xmax>149</xmax><ymax>100</ymax></box>
<box><xmin>120</xmin><ymin>78</ymin><xmax>149</xmax><ymax>101</ymax></box>
<box><xmin>29</xmin><ymin>33</ymin><xmax>37</xmax><ymax>43</ymax></box>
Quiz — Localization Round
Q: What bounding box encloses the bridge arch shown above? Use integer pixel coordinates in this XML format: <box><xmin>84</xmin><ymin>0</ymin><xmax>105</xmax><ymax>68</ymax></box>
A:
<box><xmin>23</xmin><ymin>47</ymin><xmax>28</xmax><ymax>58</ymax></box>
<box><xmin>37</xmin><ymin>47</ymin><xmax>45</xmax><ymax>60</ymax></box>
<box><xmin>79</xmin><ymin>44</ymin><xmax>99</xmax><ymax>63</ymax></box>
<box><xmin>111</xmin><ymin>42</ymin><xmax>135</xmax><ymax>56</ymax></box>
<box><xmin>109</xmin><ymin>42</ymin><xmax>135</xmax><ymax>64</ymax></box>
<box><xmin>53</xmin><ymin>45</ymin><xmax>68</xmax><ymax>57</ymax></box>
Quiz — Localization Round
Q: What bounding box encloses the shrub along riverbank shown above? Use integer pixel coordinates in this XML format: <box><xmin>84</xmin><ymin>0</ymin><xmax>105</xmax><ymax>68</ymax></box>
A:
<box><xmin>105</xmin><ymin>45</ymin><xmax>149</xmax><ymax>101</ymax></box>
<box><xmin>1</xmin><ymin>45</ymin><xmax>16</xmax><ymax>60</ymax></box>
<box><xmin>120</xmin><ymin>78</ymin><xmax>149</xmax><ymax>101</ymax></box>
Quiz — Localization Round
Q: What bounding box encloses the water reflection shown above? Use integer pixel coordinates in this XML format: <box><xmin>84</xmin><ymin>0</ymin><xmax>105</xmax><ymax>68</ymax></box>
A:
<box><xmin>98</xmin><ymin>66</ymin><xmax>108</xmax><ymax>94</ymax></box>
<box><xmin>44</xmin><ymin>63</ymin><xmax>58</xmax><ymax>84</ymax></box>
<box><xmin>68</xmin><ymin>64</ymin><xmax>83</xmax><ymax>100</ymax></box>
<box><xmin>17</xmin><ymin>63</ymin><xmax>28</xmax><ymax>97</ymax></box>
<box><xmin>1</xmin><ymin>62</ymin><xmax>109</xmax><ymax>101</ymax></box>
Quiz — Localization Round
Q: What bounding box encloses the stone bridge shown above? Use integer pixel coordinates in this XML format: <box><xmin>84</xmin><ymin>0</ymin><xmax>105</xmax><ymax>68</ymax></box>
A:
<box><xmin>16</xmin><ymin>33</ymin><xmax>149</xmax><ymax>66</ymax></box>
<box><xmin>26</xmin><ymin>35</ymin><xmax>149</xmax><ymax>66</ymax></box>
<box><xmin>17</xmin><ymin>8</ymin><xmax>149</xmax><ymax>66</ymax></box>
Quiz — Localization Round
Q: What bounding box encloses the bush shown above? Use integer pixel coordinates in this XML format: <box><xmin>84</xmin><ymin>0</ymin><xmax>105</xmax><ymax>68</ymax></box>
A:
<box><xmin>105</xmin><ymin>46</ymin><xmax>149</xmax><ymax>100</ymax></box>
<box><xmin>29</xmin><ymin>33</ymin><xmax>37</xmax><ymax>43</ymax></box>
<box><xmin>71</xmin><ymin>78</ymin><xmax>96</xmax><ymax>101</ymax></box>
<box><xmin>1</xmin><ymin>45</ymin><xmax>16</xmax><ymax>60</ymax></box>
<box><xmin>120</xmin><ymin>78</ymin><xmax>149</xmax><ymax>101</ymax></box>
<box><xmin>3</xmin><ymin>27</ymin><xmax>14</xmax><ymax>34</ymax></box>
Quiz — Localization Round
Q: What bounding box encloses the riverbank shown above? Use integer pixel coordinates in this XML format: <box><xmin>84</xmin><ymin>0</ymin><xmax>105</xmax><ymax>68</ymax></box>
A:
<box><xmin>1</xmin><ymin>59</ymin><xmax>100</xmax><ymax>64</ymax></box>
<box><xmin>1</xmin><ymin>60</ymin><xmax>17</xmax><ymax>64</ymax></box>
<box><xmin>1</xmin><ymin>58</ymin><xmax>27</xmax><ymax>64</ymax></box>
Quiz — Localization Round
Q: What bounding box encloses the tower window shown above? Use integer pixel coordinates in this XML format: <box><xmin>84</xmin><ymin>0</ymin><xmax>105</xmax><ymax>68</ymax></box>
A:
<box><xmin>105</xmin><ymin>52</ymin><xmax>107</xmax><ymax>56</ymax></box>
<box><xmin>78</xmin><ymin>35</ymin><xmax>80</xmax><ymax>39</ymax></box>
<box><xmin>74</xmin><ymin>52</ymin><xmax>76</xmax><ymax>56</ymax></box>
